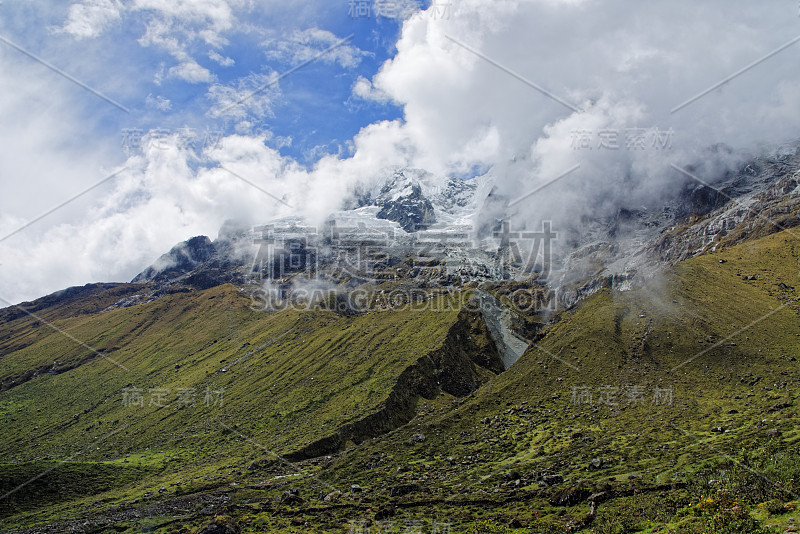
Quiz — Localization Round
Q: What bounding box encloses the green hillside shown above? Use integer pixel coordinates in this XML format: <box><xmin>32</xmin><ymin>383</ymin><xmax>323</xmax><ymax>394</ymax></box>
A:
<box><xmin>1</xmin><ymin>230</ymin><xmax>800</xmax><ymax>533</ymax></box>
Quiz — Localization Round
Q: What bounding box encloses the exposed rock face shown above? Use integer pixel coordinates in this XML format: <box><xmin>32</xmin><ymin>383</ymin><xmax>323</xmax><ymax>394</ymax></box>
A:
<box><xmin>648</xmin><ymin>152</ymin><xmax>800</xmax><ymax>266</ymax></box>
<box><xmin>283</xmin><ymin>309</ymin><xmax>503</xmax><ymax>461</ymax></box>
<box><xmin>472</xmin><ymin>290</ymin><xmax>529</xmax><ymax>369</ymax></box>
<box><xmin>342</xmin><ymin>169</ymin><xmax>476</xmax><ymax>224</ymax></box>
<box><xmin>539</xmin><ymin>149</ymin><xmax>800</xmax><ymax>308</ymax></box>
<box><xmin>131</xmin><ymin>231</ymin><xmax>253</xmax><ymax>291</ymax></box>
<box><xmin>375</xmin><ymin>171</ymin><xmax>437</xmax><ymax>232</ymax></box>
<box><xmin>132</xmin><ymin>236</ymin><xmax>215</xmax><ymax>285</ymax></box>
<box><xmin>434</xmin><ymin>177</ymin><xmax>477</xmax><ymax>213</ymax></box>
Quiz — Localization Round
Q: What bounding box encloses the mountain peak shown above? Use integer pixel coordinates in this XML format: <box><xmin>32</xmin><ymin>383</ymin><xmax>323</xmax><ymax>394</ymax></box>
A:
<box><xmin>131</xmin><ymin>235</ymin><xmax>215</xmax><ymax>284</ymax></box>
<box><xmin>375</xmin><ymin>171</ymin><xmax>437</xmax><ymax>232</ymax></box>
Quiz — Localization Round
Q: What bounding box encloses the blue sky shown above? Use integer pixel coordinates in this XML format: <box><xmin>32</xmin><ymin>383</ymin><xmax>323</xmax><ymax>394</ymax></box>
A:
<box><xmin>0</xmin><ymin>0</ymin><xmax>418</xmax><ymax>167</ymax></box>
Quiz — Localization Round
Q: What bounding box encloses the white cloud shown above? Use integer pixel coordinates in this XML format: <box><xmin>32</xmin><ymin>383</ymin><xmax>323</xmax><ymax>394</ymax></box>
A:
<box><xmin>145</xmin><ymin>93</ymin><xmax>172</xmax><ymax>111</ymax></box>
<box><xmin>58</xmin><ymin>0</ymin><xmax>246</xmax><ymax>83</ymax></box>
<box><xmin>0</xmin><ymin>135</ymin><xmax>287</xmax><ymax>304</ymax></box>
<box><xmin>0</xmin><ymin>92</ymin><xmax>121</xmax><ymax>303</ymax></box>
<box><xmin>132</xmin><ymin>0</ymin><xmax>239</xmax><ymax>44</ymax></box>
<box><xmin>208</xmin><ymin>49</ymin><xmax>234</xmax><ymax>66</ymax></box>
<box><xmin>264</xmin><ymin>28</ymin><xmax>368</xmax><ymax>69</ymax></box>
<box><xmin>56</xmin><ymin>0</ymin><xmax>123</xmax><ymax>39</ymax></box>
<box><xmin>352</xmin><ymin>75</ymin><xmax>389</xmax><ymax>102</ymax></box>
<box><xmin>358</xmin><ymin>0</ymin><xmax>800</xmax><ymax>224</ymax></box>
<box><xmin>206</xmin><ymin>71</ymin><xmax>282</xmax><ymax>122</ymax></box>
<box><xmin>168</xmin><ymin>59</ymin><xmax>214</xmax><ymax>83</ymax></box>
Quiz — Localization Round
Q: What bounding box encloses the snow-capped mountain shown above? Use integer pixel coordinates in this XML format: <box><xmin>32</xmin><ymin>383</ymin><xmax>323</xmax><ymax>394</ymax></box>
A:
<box><xmin>375</xmin><ymin>171</ymin><xmax>437</xmax><ymax>232</ymax></box>
<box><xmin>131</xmin><ymin>148</ymin><xmax>800</xmax><ymax>312</ymax></box>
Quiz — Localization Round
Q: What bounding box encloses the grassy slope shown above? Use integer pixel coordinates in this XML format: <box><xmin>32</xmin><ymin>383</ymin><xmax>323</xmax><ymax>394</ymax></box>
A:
<box><xmin>0</xmin><ymin>286</ymin><xmax>480</xmax><ymax>527</ymax></box>
<box><xmin>293</xmin><ymin>231</ymin><xmax>800</xmax><ymax>533</ymax></box>
<box><xmin>0</xmin><ymin>231</ymin><xmax>799</xmax><ymax>532</ymax></box>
